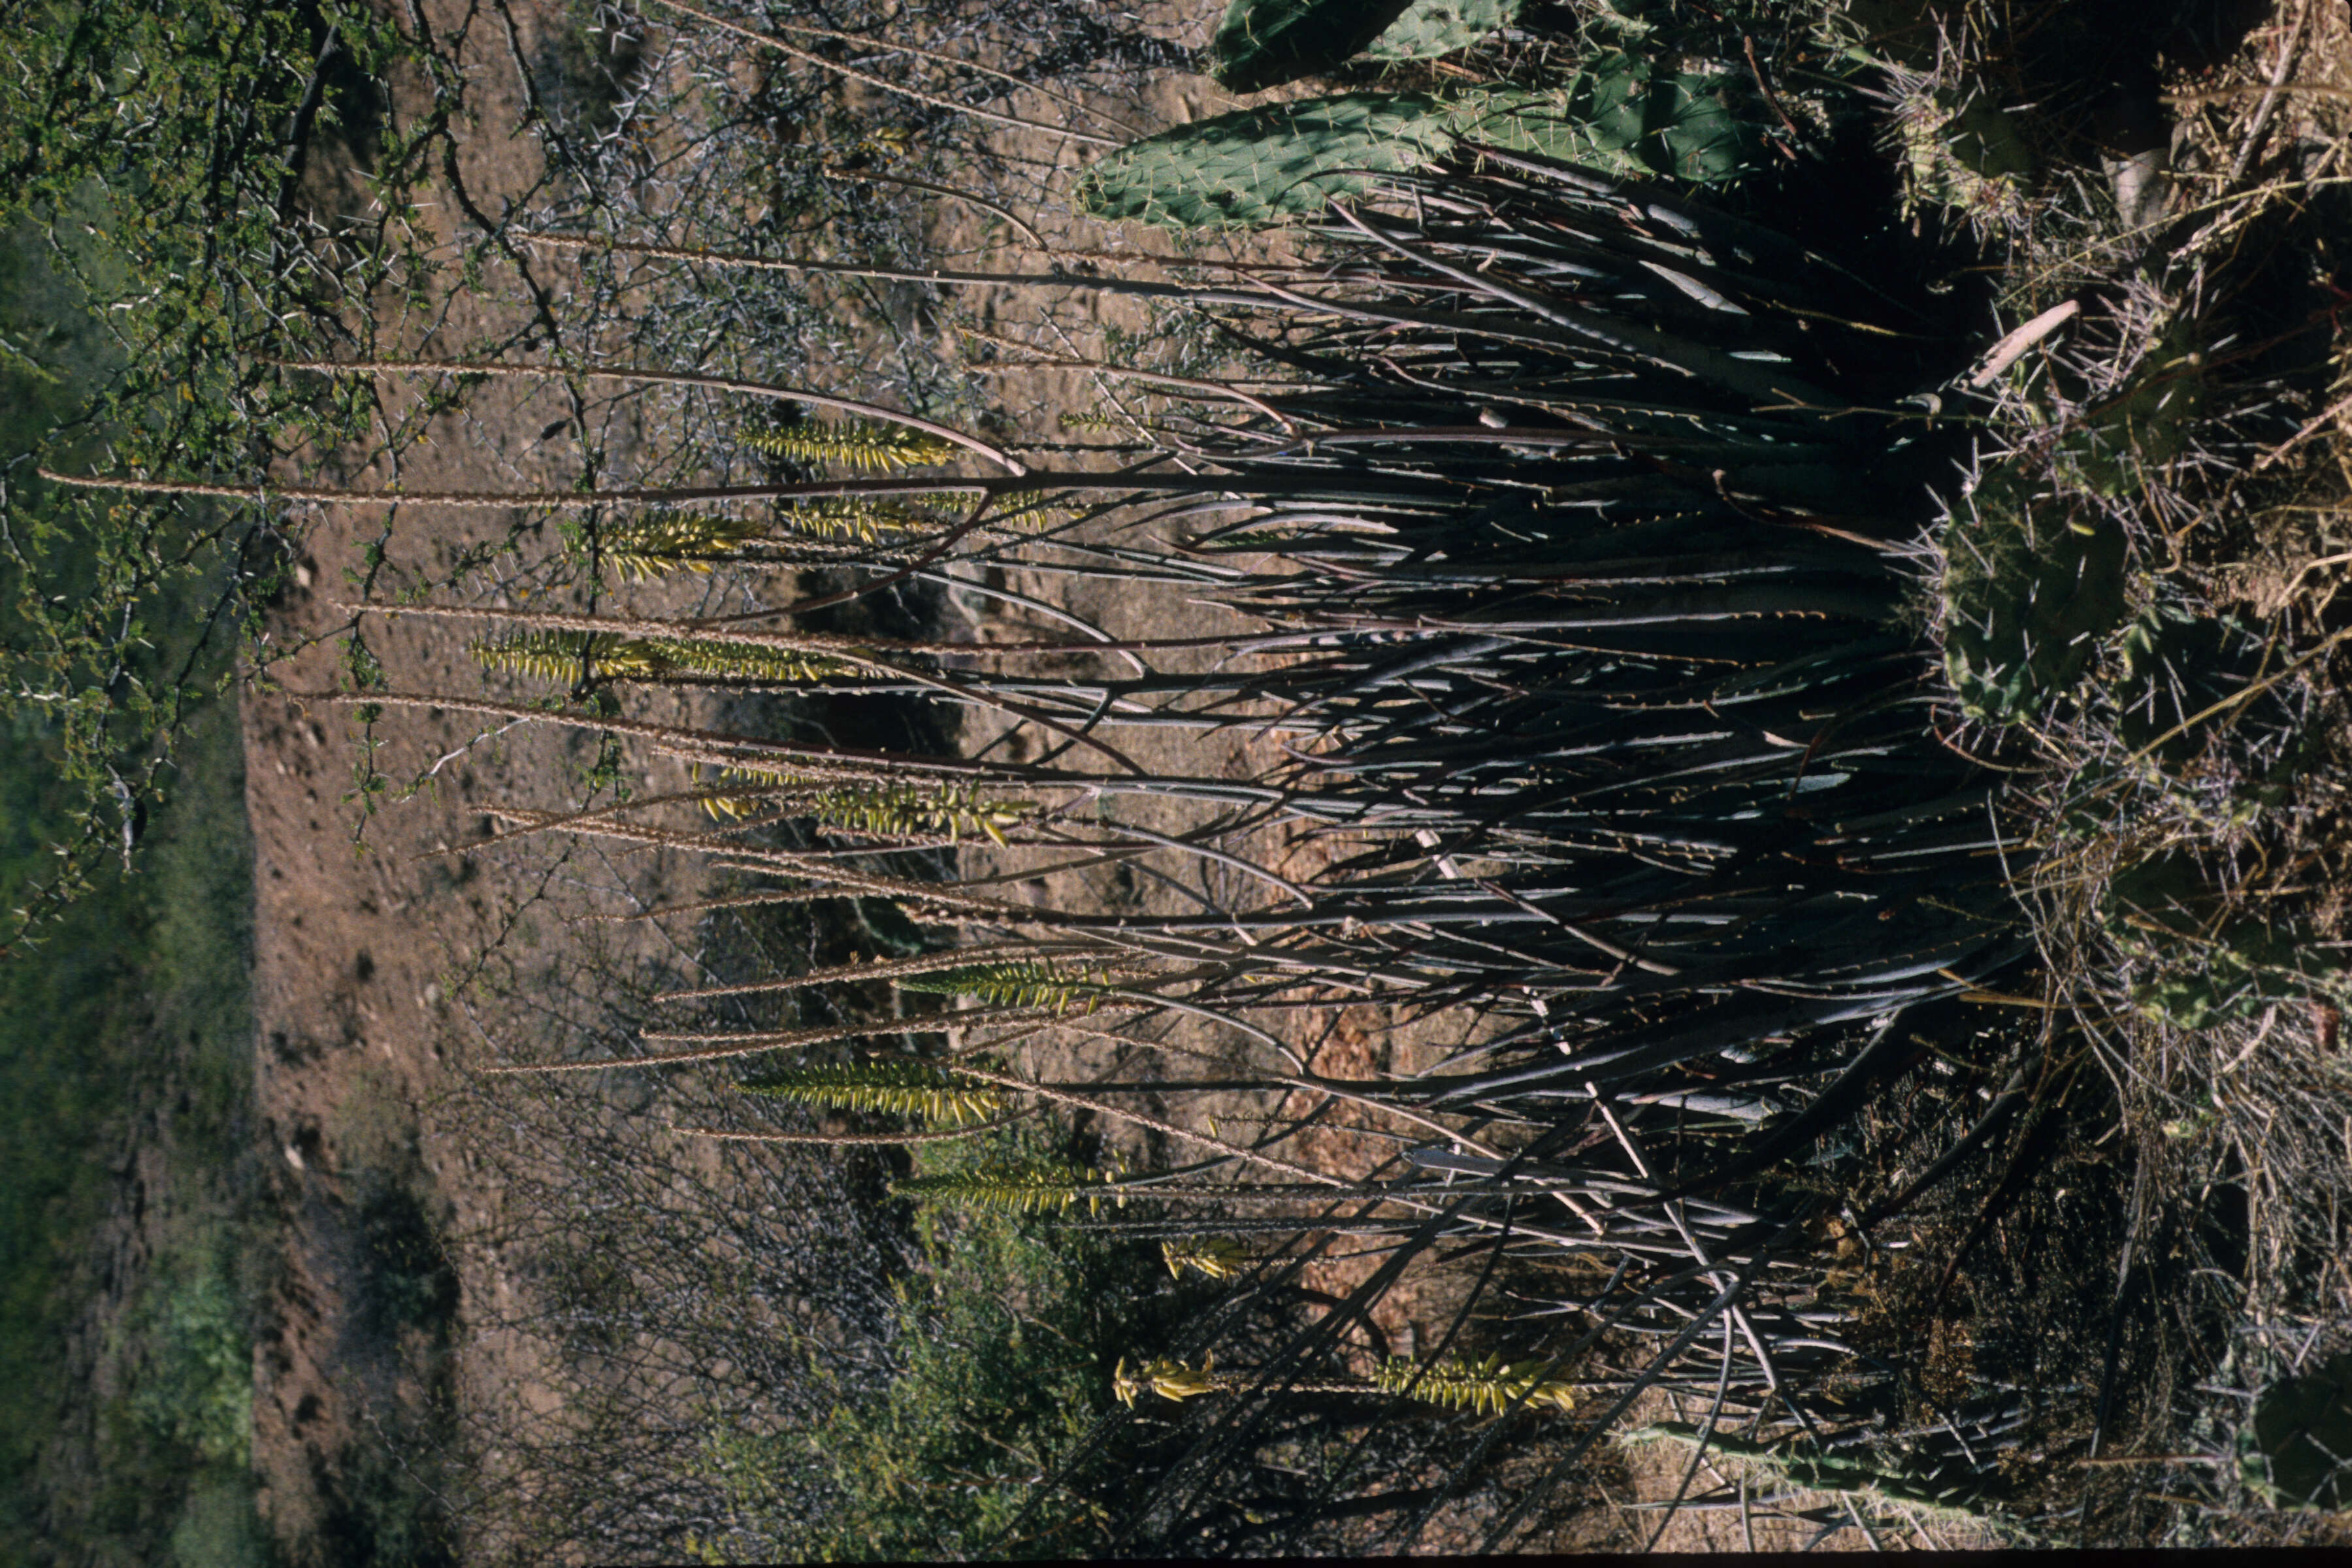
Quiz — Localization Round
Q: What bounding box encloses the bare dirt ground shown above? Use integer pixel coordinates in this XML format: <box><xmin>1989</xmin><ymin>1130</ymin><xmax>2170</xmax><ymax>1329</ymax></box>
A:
<box><xmin>240</xmin><ymin>6</ymin><xmax>627</xmax><ymax>1549</ymax></box>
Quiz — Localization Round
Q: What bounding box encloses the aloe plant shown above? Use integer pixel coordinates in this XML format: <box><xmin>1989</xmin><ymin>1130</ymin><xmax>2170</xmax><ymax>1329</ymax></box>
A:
<box><xmin>1372</xmin><ymin>1352</ymin><xmax>1577</xmax><ymax>1415</ymax></box>
<box><xmin>701</xmin><ymin>769</ymin><xmax>1034</xmax><ymax>842</ymax></box>
<box><xmin>471</xmin><ymin>629</ymin><xmax>855</xmax><ymax>687</ymax></box>
<box><xmin>271</xmin><ymin>138</ymin><xmax>2065</xmax><ymax>1545</ymax></box>
<box><xmin>895</xmin><ymin>961</ymin><xmax>1106</xmax><ymax>1011</ymax></box>
<box><xmin>1113</xmin><ymin>1352</ymin><xmax>1576</xmax><ymax>1414</ymax></box>
<box><xmin>892</xmin><ymin>1157</ymin><xmax>1126</xmax><ymax>1215</ymax></box>
<box><xmin>742</xmin><ymin>418</ymin><xmax>957</xmax><ymax>471</ymax></box>
<box><xmin>582</xmin><ymin>511</ymin><xmax>772</xmax><ymax>580</ymax></box>
<box><xmin>742</xmin><ymin>1061</ymin><xmax>1006</xmax><ymax>1125</ymax></box>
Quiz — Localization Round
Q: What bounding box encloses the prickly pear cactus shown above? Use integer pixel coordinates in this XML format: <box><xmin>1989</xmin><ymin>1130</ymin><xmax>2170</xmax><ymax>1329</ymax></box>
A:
<box><xmin>2057</xmin><ymin>316</ymin><xmax>2206</xmax><ymax>498</ymax></box>
<box><xmin>1079</xmin><ymin>69</ymin><xmax>1758</xmax><ymax>230</ymax></box>
<box><xmin>2115</xmin><ymin>600</ymin><xmax>2275</xmax><ymax>770</ymax></box>
<box><xmin>2240</xmin><ymin>1352</ymin><xmax>2352</xmax><ymax>1510</ymax></box>
<box><xmin>1938</xmin><ymin>465</ymin><xmax>2130</xmax><ymax>723</ymax></box>
<box><xmin>1211</xmin><ymin>0</ymin><xmax>1521</xmax><ymax>90</ymax></box>
<box><xmin>1895</xmin><ymin>89</ymin><xmax>2034</xmax><ymax>223</ymax></box>
<box><xmin>1075</xmin><ymin>93</ymin><xmax>1463</xmax><ymax>229</ymax></box>
<box><xmin>1209</xmin><ymin>0</ymin><xmax>1414</xmax><ymax>92</ymax></box>
<box><xmin>2102</xmin><ymin>851</ymin><xmax>2349</xmax><ymax>1029</ymax></box>
<box><xmin>1364</xmin><ymin>0</ymin><xmax>1522</xmax><ymax>61</ymax></box>
<box><xmin>1631</xmin><ymin>57</ymin><xmax>1757</xmax><ymax>182</ymax></box>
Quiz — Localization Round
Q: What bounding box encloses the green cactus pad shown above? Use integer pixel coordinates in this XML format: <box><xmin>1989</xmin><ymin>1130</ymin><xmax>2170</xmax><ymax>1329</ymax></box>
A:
<box><xmin>1210</xmin><ymin>0</ymin><xmax>1414</xmax><ymax>92</ymax></box>
<box><xmin>2057</xmin><ymin>318</ymin><xmax>2206</xmax><ymax>498</ymax></box>
<box><xmin>2240</xmin><ymin>1353</ymin><xmax>2352</xmax><ymax>1510</ymax></box>
<box><xmin>1078</xmin><ymin>73</ymin><xmax>1757</xmax><ymax>232</ymax></box>
<box><xmin>2102</xmin><ymin>851</ymin><xmax>2348</xmax><ymax>1029</ymax></box>
<box><xmin>1939</xmin><ymin>465</ymin><xmax>2129</xmax><ymax>723</ymax></box>
<box><xmin>1075</xmin><ymin>93</ymin><xmax>1460</xmax><ymax>229</ymax></box>
<box><xmin>1364</xmin><ymin>0</ymin><xmax>1524</xmax><ymax>61</ymax></box>
<box><xmin>1941</xmin><ymin>94</ymin><xmax>2036</xmax><ymax>182</ymax></box>
<box><xmin>1210</xmin><ymin>0</ymin><xmax>1520</xmax><ymax>91</ymax></box>
<box><xmin>2115</xmin><ymin>601</ymin><xmax>2274</xmax><ymax>769</ymax></box>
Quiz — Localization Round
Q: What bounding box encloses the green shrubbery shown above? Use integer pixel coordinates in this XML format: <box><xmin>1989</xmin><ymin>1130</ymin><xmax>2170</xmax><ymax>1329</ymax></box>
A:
<box><xmin>128</xmin><ymin>1269</ymin><xmax>254</xmax><ymax>1469</ymax></box>
<box><xmin>0</xmin><ymin>2</ymin><xmax>432</xmax><ymax>939</ymax></box>
<box><xmin>0</xmin><ymin>687</ymin><xmax>261</xmax><ymax>1565</ymax></box>
<box><xmin>691</xmin><ymin>1133</ymin><xmax>1188</xmax><ymax>1563</ymax></box>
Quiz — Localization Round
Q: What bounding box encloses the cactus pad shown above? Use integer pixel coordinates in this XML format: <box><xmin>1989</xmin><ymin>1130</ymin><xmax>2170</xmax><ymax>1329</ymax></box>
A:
<box><xmin>2115</xmin><ymin>601</ymin><xmax>2276</xmax><ymax>770</ymax></box>
<box><xmin>2102</xmin><ymin>851</ymin><xmax>2348</xmax><ymax>1029</ymax></box>
<box><xmin>1076</xmin><ymin>93</ymin><xmax>1460</xmax><ymax>229</ymax></box>
<box><xmin>1938</xmin><ymin>465</ymin><xmax>2129</xmax><ymax>723</ymax></box>
<box><xmin>1211</xmin><ymin>0</ymin><xmax>1520</xmax><ymax>90</ymax></box>
<box><xmin>1209</xmin><ymin>0</ymin><xmax>1412</xmax><ymax>91</ymax></box>
<box><xmin>1079</xmin><ymin>72</ymin><xmax>1757</xmax><ymax>231</ymax></box>
<box><xmin>1364</xmin><ymin>0</ymin><xmax>1524</xmax><ymax>62</ymax></box>
<box><xmin>2240</xmin><ymin>1353</ymin><xmax>2352</xmax><ymax>1510</ymax></box>
<box><xmin>2055</xmin><ymin>318</ymin><xmax>2206</xmax><ymax>498</ymax></box>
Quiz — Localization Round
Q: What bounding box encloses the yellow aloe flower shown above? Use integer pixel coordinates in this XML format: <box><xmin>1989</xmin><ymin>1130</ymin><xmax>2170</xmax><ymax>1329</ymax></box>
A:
<box><xmin>1114</xmin><ymin>1355</ymin><xmax>1220</xmax><ymax>1407</ymax></box>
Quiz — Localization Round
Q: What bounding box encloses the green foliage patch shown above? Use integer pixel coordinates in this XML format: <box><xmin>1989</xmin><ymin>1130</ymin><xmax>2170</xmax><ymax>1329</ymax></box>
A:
<box><xmin>0</xmin><ymin>1</ymin><xmax>434</xmax><ymax>940</ymax></box>
<box><xmin>691</xmin><ymin>1133</ymin><xmax>1187</xmax><ymax>1561</ymax></box>
<box><xmin>0</xmin><ymin>684</ymin><xmax>261</xmax><ymax>1565</ymax></box>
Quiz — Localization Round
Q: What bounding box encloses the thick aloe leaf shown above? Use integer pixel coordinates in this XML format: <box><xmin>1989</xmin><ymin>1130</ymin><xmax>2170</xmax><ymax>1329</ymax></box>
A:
<box><xmin>1209</xmin><ymin>0</ymin><xmax>1414</xmax><ymax>92</ymax></box>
